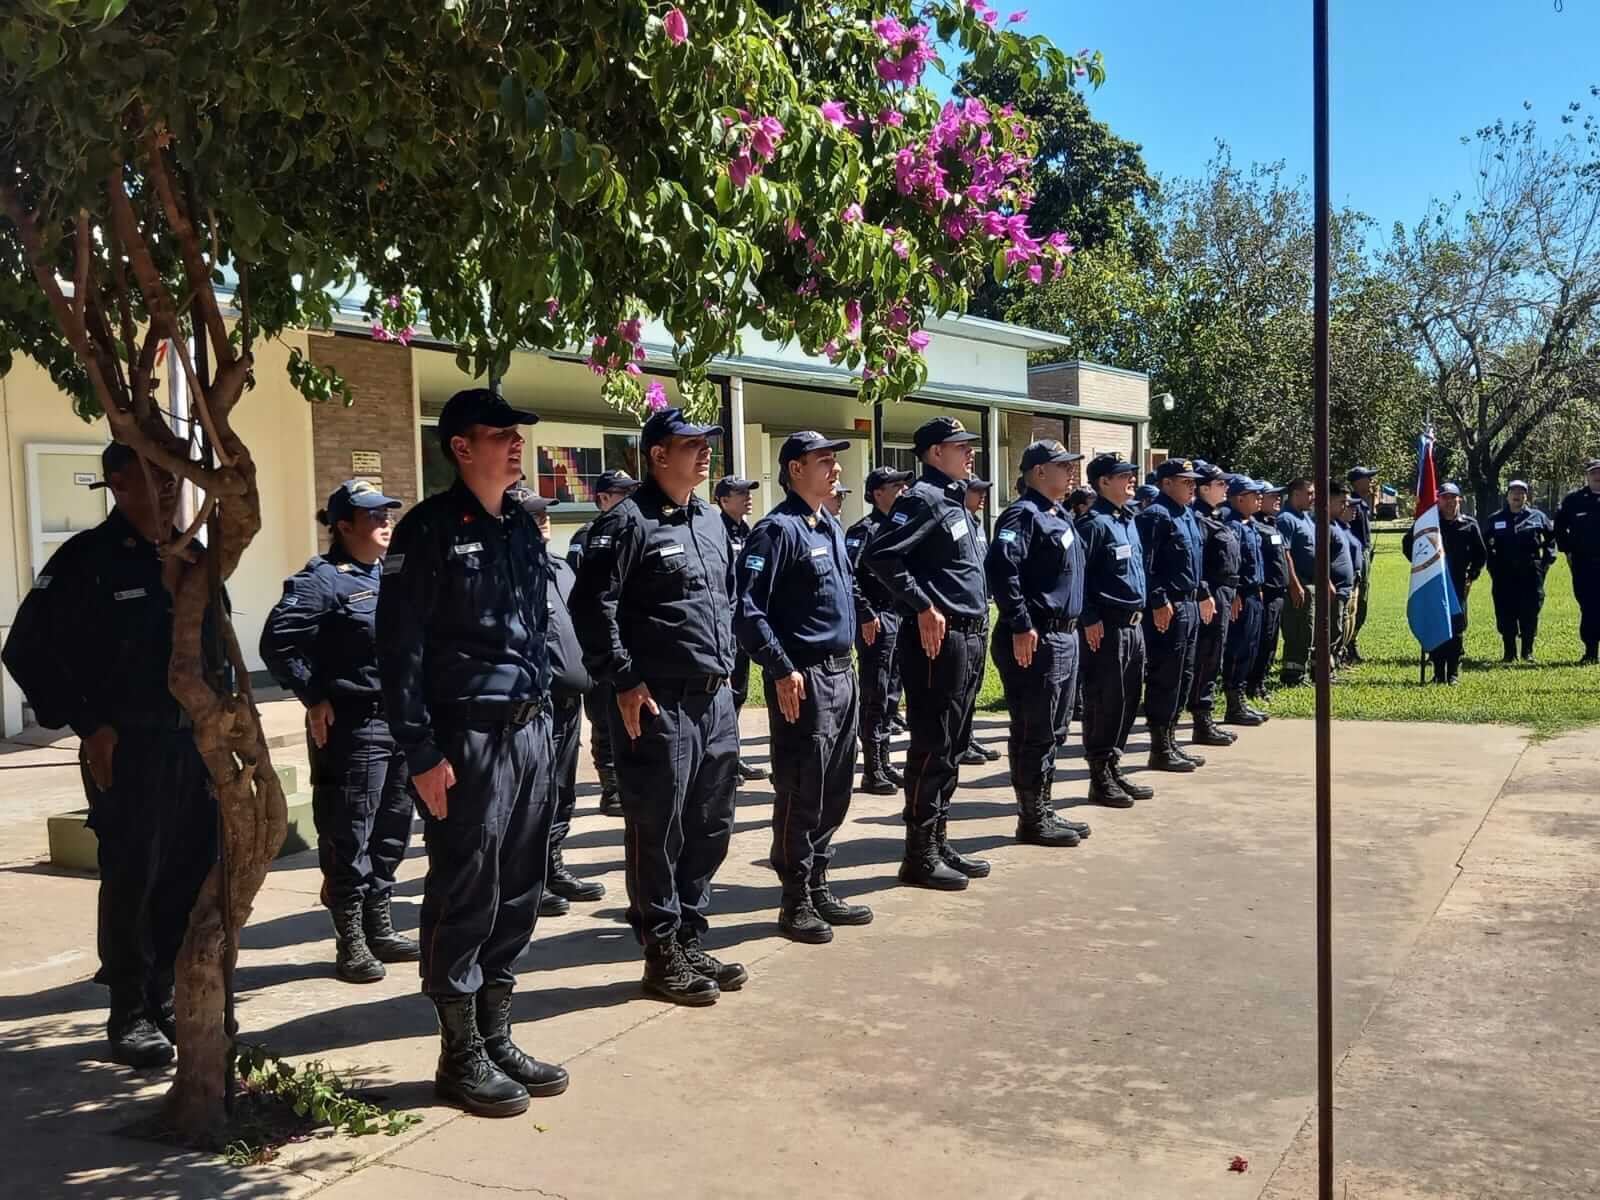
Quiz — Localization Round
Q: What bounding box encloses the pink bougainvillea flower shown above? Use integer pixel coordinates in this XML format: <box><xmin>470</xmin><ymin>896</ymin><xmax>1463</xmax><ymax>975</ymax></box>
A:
<box><xmin>907</xmin><ymin>330</ymin><xmax>931</xmax><ymax>353</ymax></box>
<box><xmin>619</xmin><ymin>316</ymin><xmax>643</xmax><ymax>343</ymax></box>
<box><xmin>822</xmin><ymin>339</ymin><xmax>841</xmax><ymax>359</ymax></box>
<box><xmin>645</xmin><ymin>380</ymin><xmax>669</xmax><ymax>411</ymax></box>
<box><xmin>841</xmin><ymin>203</ymin><xmax>863</xmax><ymax>224</ymax></box>
<box><xmin>1027</xmin><ymin>263</ymin><xmax>1043</xmax><ymax>284</ymax></box>
<box><xmin>879</xmin><ymin>108</ymin><xmax>905</xmax><ymax>127</ymax></box>
<box><xmin>749</xmin><ymin>115</ymin><xmax>784</xmax><ymax>161</ymax></box>
<box><xmin>1008</xmin><ymin>9</ymin><xmax>1027</xmax><ymax>22</ymax></box>
<box><xmin>625</xmin><ymin>362</ymin><xmax>642</xmax><ymax>376</ymax></box>
<box><xmin>887</xmin><ymin>305</ymin><xmax>910</xmax><ymax>328</ymax></box>
<box><xmin>370</xmin><ymin>322</ymin><xmax>389</xmax><ymax>341</ymax></box>
<box><xmin>844</xmin><ymin>299</ymin><xmax>862</xmax><ymax>336</ymax></box>
<box><xmin>386</xmin><ymin>294</ymin><xmax>401</xmax><ymax>309</ymax></box>
<box><xmin>819</xmin><ymin>100</ymin><xmax>849</xmax><ymax>128</ymax></box>
<box><xmin>545</xmin><ymin>298</ymin><xmax>560</xmax><ymax>317</ymax></box>
<box><xmin>728</xmin><ymin>152</ymin><xmax>754</xmax><ymax>188</ymax></box>
<box><xmin>785</xmin><ymin>219</ymin><xmax>806</xmax><ymax>243</ymax></box>
<box><xmin>663</xmin><ymin>7</ymin><xmax>688</xmax><ymax>44</ymax></box>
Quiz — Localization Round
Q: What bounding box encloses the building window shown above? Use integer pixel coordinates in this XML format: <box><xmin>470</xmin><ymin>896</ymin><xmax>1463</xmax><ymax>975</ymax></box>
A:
<box><xmin>420</xmin><ymin>419</ymin><xmax>647</xmax><ymax>502</ymax></box>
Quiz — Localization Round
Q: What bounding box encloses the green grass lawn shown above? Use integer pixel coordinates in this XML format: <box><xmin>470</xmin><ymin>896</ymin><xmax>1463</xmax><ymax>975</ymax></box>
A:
<box><xmin>978</xmin><ymin>532</ymin><xmax>1600</xmax><ymax>736</ymax></box>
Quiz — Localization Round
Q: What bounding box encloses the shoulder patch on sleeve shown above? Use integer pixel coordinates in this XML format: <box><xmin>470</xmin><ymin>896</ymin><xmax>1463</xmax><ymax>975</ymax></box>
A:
<box><xmin>589</xmin><ymin>534</ymin><xmax>613</xmax><ymax>549</ymax></box>
<box><xmin>997</xmin><ymin>528</ymin><xmax>1018</xmax><ymax>543</ymax></box>
<box><xmin>33</xmin><ymin>575</ymin><xmax>51</xmax><ymax>590</ymax></box>
<box><xmin>745</xmin><ymin>554</ymin><xmax>767</xmax><ymax>573</ymax></box>
<box><xmin>381</xmin><ymin>554</ymin><xmax>406</xmax><ymax>575</ymax></box>
<box><xmin>891</xmin><ymin>512</ymin><xmax>910</xmax><ymax>525</ymax></box>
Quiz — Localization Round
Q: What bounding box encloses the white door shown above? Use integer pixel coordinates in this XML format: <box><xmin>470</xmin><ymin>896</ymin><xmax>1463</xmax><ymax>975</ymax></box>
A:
<box><xmin>25</xmin><ymin>443</ymin><xmax>112</xmax><ymax>580</ymax></box>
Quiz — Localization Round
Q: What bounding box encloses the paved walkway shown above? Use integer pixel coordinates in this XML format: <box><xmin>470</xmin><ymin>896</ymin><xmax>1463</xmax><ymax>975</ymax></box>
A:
<box><xmin>0</xmin><ymin>708</ymin><xmax>1594</xmax><ymax>1198</ymax></box>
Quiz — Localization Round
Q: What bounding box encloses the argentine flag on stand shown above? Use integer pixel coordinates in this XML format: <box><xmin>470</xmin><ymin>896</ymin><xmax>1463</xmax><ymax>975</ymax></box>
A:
<box><xmin>1406</xmin><ymin>433</ymin><xmax>1462</xmax><ymax>652</ymax></box>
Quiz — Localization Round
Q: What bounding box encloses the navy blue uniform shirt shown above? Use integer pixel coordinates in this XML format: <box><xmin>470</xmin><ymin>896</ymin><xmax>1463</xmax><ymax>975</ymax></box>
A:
<box><xmin>985</xmin><ymin>488</ymin><xmax>1085</xmax><ymax>630</ymax></box>
<box><xmin>1194</xmin><ymin>498</ymin><xmax>1242</xmax><ymax>591</ymax></box>
<box><xmin>1135</xmin><ymin>493</ymin><xmax>1208</xmax><ymax>609</ymax></box>
<box><xmin>1330</xmin><ymin>521</ymin><xmax>1357</xmax><ymax>595</ymax></box>
<box><xmin>721</xmin><ymin>511</ymin><xmax>751</xmax><ymax>601</ymax></box>
<box><xmin>1225</xmin><ymin>510</ymin><xmax>1265</xmax><ymax>594</ymax></box>
<box><xmin>1555</xmin><ymin>487</ymin><xmax>1600</xmax><ymax>561</ymax></box>
<box><xmin>545</xmin><ymin>555</ymin><xmax>593</xmax><ymax>700</ymax></box>
<box><xmin>570</xmin><ymin>478</ymin><xmax>736</xmax><ymax>691</ymax></box>
<box><xmin>566</xmin><ymin>519</ymin><xmax>595</xmax><ymax>571</ymax></box>
<box><xmin>734</xmin><ymin>493</ymin><xmax>856</xmax><ymax>675</ymax></box>
<box><xmin>1485</xmin><ymin>506</ymin><xmax>1557</xmax><ymax>579</ymax></box>
<box><xmin>261</xmin><ymin>548</ymin><xmax>384</xmax><ymax>705</ymax></box>
<box><xmin>1347</xmin><ymin>494</ymin><xmax>1373</xmax><ymax>552</ymax></box>
<box><xmin>1277</xmin><ymin>502</ymin><xmax>1317</xmax><ymax>582</ymax></box>
<box><xmin>1259</xmin><ymin>513</ymin><xmax>1290</xmax><ymax>590</ymax></box>
<box><xmin>1076</xmin><ymin>496</ymin><xmax>1146</xmax><ymax>625</ymax></box>
<box><xmin>863</xmin><ymin>465</ymin><xmax>988</xmax><ymax>620</ymax></box>
<box><xmin>375</xmin><ymin>479</ymin><xmax>552</xmax><ymax>776</ymax></box>
<box><xmin>1402</xmin><ymin>513</ymin><xmax>1486</xmax><ymax>601</ymax></box>
<box><xmin>845</xmin><ymin>509</ymin><xmax>899</xmax><ymax>626</ymax></box>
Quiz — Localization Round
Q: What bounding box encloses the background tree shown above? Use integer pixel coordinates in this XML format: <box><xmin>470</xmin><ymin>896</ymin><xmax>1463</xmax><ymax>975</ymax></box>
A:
<box><xmin>0</xmin><ymin>0</ymin><xmax>1094</xmax><ymax>1138</ymax></box>
<box><xmin>1388</xmin><ymin>94</ymin><xmax>1600</xmax><ymax>517</ymax></box>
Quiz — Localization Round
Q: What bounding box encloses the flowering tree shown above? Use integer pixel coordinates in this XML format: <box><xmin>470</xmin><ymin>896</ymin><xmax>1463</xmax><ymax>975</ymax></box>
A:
<box><xmin>0</xmin><ymin>0</ymin><xmax>1095</xmax><ymax>1138</ymax></box>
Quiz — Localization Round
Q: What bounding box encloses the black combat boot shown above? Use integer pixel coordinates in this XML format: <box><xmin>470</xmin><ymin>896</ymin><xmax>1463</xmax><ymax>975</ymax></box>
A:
<box><xmin>108</xmin><ymin>987</ymin><xmax>174</xmax><ymax>1069</ymax></box>
<box><xmin>1174</xmin><ymin>738</ymin><xmax>1207</xmax><ymax>768</ymax></box>
<box><xmin>881</xmin><ymin>740</ymin><xmax>905</xmax><ymax>787</ymax></box>
<box><xmin>1016</xmin><ymin>793</ymin><xmax>1080</xmax><ymax>847</ymax></box>
<box><xmin>1043</xmin><ymin>782</ymin><xmax>1091</xmax><ymax>838</ymax></box>
<box><xmin>960</xmin><ymin>743</ymin><xmax>989</xmax><ymax>766</ymax></box>
<box><xmin>809</xmin><ymin>872</ymin><xmax>873</xmax><ymax>925</ymax></box>
<box><xmin>778</xmin><ymin>893</ymin><xmax>834</xmax><ymax>944</ymax></box>
<box><xmin>859</xmin><ymin>742</ymin><xmax>897</xmax><ymax>795</ymax></box>
<box><xmin>362</xmin><ymin>892</ymin><xmax>422</xmax><ymax>963</ymax></box>
<box><xmin>547</xmin><ymin>844</ymin><xmax>606</xmax><ymax>902</ymax></box>
<box><xmin>935</xmin><ymin>814</ymin><xmax>991</xmax><ymax>878</ymax></box>
<box><xmin>1087</xmin><ymin>760</ymin><xmax>1135</xmax><ymax>809</ymax></box>
<box><xmin>898</xmin><ymin>827</ymin><xmax>969</xmax><ymax>891</ymax></box>
<box><xmin>1223</xmin><ymin>690</ymin><xmax>1265</xmax><ymax>726</ymax></box>
<box><xmin>147</xmin><ymin>970</ymin><xmax>176</xmax><ymax>1044</ymax></box>
<box><xmin>597</xmin><ymin>766</ymin><xmax>624</xmax><ymax>816</ymax></box>
<box><xmin>737</xmin><ymin>759</ymin><xmax>769</xmax><ymax>782</ymax></box>
<box><xmin>1502</xmin><ymin>636</ymin><xmax>1517</xmax><ymax>664</ymax></box>
<box><xmin>1191</xmin><ymin>710</ymin><xmax>1235</xmax><ymax>746</ymax></box>
<box><xmin>1147</xmin><ymin>726</ymin><xmax>1196</xmax><ymax>773</ymax></box>
<box><xmin>432</xmin><ymin>993</ymin><xmax>530</xmax><ymax>1116</ymax></box>
<box><xmin>642</xmin><ymin>938</ymin><xmax>720</xmax><ymax>1006</ymax></box>
<box><xmin>1583</xmin><ymin>644</ymin><xmax>1599</xmax><ymax>666</ymax></box>
<box><xmin>538</xmin><ymin>892</ymin><xmax>571</xmax><ymax>917</ymax></box>
<box><xmin>678</xmin><ymin>930</ymin><xmax>749</xmax><ymax>989</ymax></box>
<box><xmin>1112</xmin><ymin>763</ymin><xmax>1155</xmax><ymax>800</ymax></box>
<box><xmin>475</xmin><ymin>983</ymin><xmax>569</xmax><ymax>1097</ymax></box>
<box><xmin>330</xmin><ymin>895</ymin><xmax>385</xmax><ymax>983</ymax></box>
<box><xmin>1521</xmin><ymin>637</ymin><xmax>1536</xmax><ymax>663</ymax></box>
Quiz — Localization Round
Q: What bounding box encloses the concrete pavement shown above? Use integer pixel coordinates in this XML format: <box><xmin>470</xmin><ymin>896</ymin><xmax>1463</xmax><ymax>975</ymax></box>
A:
<box><xmin>0</xmin><ymin>707</ymin><xmax>1594</xmax><ymax>1198</ymax></box>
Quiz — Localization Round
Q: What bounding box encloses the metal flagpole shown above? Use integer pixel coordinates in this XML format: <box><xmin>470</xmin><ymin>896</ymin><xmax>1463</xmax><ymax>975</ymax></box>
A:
<box><xmin>1312</xmin><ymin>0</ymin><xmax>1336</xmax><ymax>1196</ymax></box>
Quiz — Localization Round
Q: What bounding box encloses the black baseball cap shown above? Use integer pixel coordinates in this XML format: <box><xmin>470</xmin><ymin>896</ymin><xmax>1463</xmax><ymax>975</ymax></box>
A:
<box><xmin>965</xmin><ymin>478</ymin><xmax>993</xmax><ymax>492</ymax></box>
<box><xmin>327</xmin><ymin>478</ymin><xmax>403</xmax><ymax>521</ymax></box>
<box><xmin>1068</xmin><ymin>485</ymin><xmax>1095</xmax><ymax>506</ymax></box>
<box><xmin>89</xmin><ymin>442</ymin><xmax>140</xmax><ymax>489</ymax></box>
<box><xmin>1258</xmin><ymin>480</ymin><xmax>1285</xmax><ymax>494</ymax></box>
<box><xmin>1346</xmin><ymin>466</ymin><xmax>1378</xmax><ymax>482</ymax></box>
<box><xmin>1225</xmin><ymin>474</ymin><xmax>1259</xmax><ymax>497</ymax></box>
<box><xmin>436</xmin><ymin>387</ymin><xmax>538</xmax><ymax>450</ymax></box>
<box><xmin>1585</xmin><ymin>459</ymin><xmax>1600</xmax><ymax>473</ymax></box>
<box><xmin>1019</xmin><ymin>439</ymin><xmax>1082</xmax><ymax>471</ymax></box>
<box><xmin>1153</xmin><ymin>457</ymin><xmax>1202</xmax><ymax>481</ymax></box>
<box><xmin>911</xmin><ymin>416</ymin><xmax>980</xmax><ymax>455</ymax></box>
<box><xmin>509</xmin><ymin>486</ymin><xmax>558</xmax><ymax>515</ymax></box>
<box><xmin>1134</xmin><ymin>483</ymin><xmax>1160</xmax><ymax>503</ymax></box>
<box><xmin>832</xmin><ymin>482</ymin><xmax>852</xmax><ymax>495</ymax></box>
<box><xmin>865</xmin><ymin>467</ymin><xmax>913</xmax><ymax>492</ymax></box>
<box><xmin>778</xmin><ymin>430</ymin><xmax>851</xmax><ymax>465</ymax></box>
<box><xmin>595</xmin><ymin>469</ymin><xmax>641</xmax><ymax>495</ymax></box>
<box><xmin>1086</xmin><ymin>452</ymin><xmax>1137</xmax><ymax>483</ymax></box>
<box><xmin>1191</xmin><ymin>459</ymin><xmax>1228</xmax><ymax>484</ymax></box>
<box><xmin>714</xmin><ymin>476</ymin><xmax>760</xmax><ymax>498</ymax></box>
<box><xmin>1439</xmin><ymin>482</ymin><xmax>1462</xmax><ymax>497</ymax></box>
<box><xmin>641</xmin><ymin>407</ymin><xmax>721</xmax><ymax>451</ymax></box>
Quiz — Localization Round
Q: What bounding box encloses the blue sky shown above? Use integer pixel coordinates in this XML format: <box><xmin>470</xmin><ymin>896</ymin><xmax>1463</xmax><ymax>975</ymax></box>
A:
<box><xmin>1029</xmin><ymin>0</ymin><xmax>1600</xmax><ymax>235</ymax></box>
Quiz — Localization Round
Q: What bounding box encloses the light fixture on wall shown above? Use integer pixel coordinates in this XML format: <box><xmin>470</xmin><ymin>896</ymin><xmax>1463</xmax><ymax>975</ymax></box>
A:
<box><xmin>1157</xmin><ymin>392</ymin><xmax>1176</xmax><ymax>413</ymax></box>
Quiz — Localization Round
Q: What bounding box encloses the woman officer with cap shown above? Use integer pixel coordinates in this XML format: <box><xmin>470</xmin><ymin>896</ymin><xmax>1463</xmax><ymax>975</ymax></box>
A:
<box><xmin>261</xmin><ymin>480</ymin><xmax>420</xmax><ymax>983</ymax></box>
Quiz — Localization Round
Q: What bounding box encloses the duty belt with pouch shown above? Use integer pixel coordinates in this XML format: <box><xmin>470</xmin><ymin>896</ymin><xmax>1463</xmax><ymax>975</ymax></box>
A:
<box><xmin>438</xmin><ymin>698</ymin><xmax>549</xmax><ymax>728</ymax></box>
<box><xmin>943</xmin><ymin>614</ymin><xmax>986</xmax><ymax>633</ymax></box>
<box><xmin>805</xmin><ymin>651</ymin><xmax>854</xmax><ymax>674</ymax></box>
<box><xmin>1100</xmin><ymin>609</ymin><xmax>1142</xmax><ymax>628</ymax></box>
<box><xmin>1035</xmin><ymin>615</ymin><xmax>1079</xmax><ymax>634</ymax></box>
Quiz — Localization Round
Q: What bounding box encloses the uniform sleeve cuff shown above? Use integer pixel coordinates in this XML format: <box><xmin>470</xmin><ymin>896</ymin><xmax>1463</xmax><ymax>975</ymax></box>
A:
<box><xmin>1150</xmin><ymin>589</ymin><xmax>1169</xmax><ymax>609</ymax></box>
<box><xmin>405</xmin><ymin>742</ymin><xmax>445</xmax><ymax>777</ymax></box>
<box><xmin>613</xmin><ymin>667</ymin><xmax>643</xmax><ymax>693</ymax></box>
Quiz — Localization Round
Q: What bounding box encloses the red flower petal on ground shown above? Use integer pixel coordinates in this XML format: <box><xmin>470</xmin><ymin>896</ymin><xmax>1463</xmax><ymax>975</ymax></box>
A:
<box><xmin>1228</xmin><ymin>1156</ymin><xmax>1248</xmax><ymax>1173</ymax></box>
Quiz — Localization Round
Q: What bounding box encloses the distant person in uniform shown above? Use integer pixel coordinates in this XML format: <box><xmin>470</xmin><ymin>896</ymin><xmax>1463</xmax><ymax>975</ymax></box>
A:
<box><xmin>865</xmin><ymin>417</ymin><xmax>992</xmax><ymax>891</ymax></box>
<box><xmin>1134</xmin><ymin>483</ymin><xmax>1159</xmax><ymax>512</ymax></box>
<box><xmin>1328</xmin><ymin>482</ymin><xmax>1359</xmax><ymax>670</ymax></box>
<box><xmin>1402</xmin><ymin>482</ymin><xmax>1486</xmax><ymax>684</ymax></box>
<box><xmin>1220</xmin><ymin>477</ymin><xmax>1268</xmax><ymax>726</ymax></box>
<box><xmin>261</xmin><ymin>480</ymin><xmax>419</xmax><ymax>985</ymax></box>
<box><xmin>514</xmin><ymin>491</ymin><xmax>607</xmax><ymax>917</ymax></box>
<box><xmin>846</xmin><ymin>467</ymin><xmax>913</xmax><ymax>795</ymax></box>
<box><xmin>960</xmin><ymin>478</ymin><xmax>1000</xmax><ymax>766</ymax></box>
<box><xmin>1068</xmin><ymin>485</ymin><xmax>1095</xmax><ymax>520</ymax></box>
<box><xmin>735</xmin><ymin>432</ymin><xmax>872</xmax><ymax>942</ymax></box>
<box><xmin>716</xmin><ymin>476</ymin><xmax>768</xmax><ymax>783</ymax></box>
<box><xmin>986</xmin><ymin>440</ymin><xmax>1093</xmax><ymax>846</ymax></box>
<box><xmin>568</xmin><ymin>469</ymin><xmax>640</xmax><ymax>816</ymax></box>
<box><xmin>1274</xmin><ymin>478</ymin><xmax>1318</xmax><ymax>687</ymax></box>
<box><xmin>826</xmin><ymin>480</ymin><xmax>849</xmax><ymax>519</ymax></box>
<box><xmin>573</xmin><ymin>409</ymin><xmax>747</xmax><ymax>1005</ymax></box>
<box><xmin>1250</xmin><ymin>483</ymin><xmax>1289</xmax><ymax>702</ymax></box>
<box><xmin>1188</xmin><ymin>461</ymin><xmax>1241</xmax><ymax>748</ymax></box>
<box><xmin>377</xmin><ymin>388</ymin><xmax>565</xmax><ymax>1117</ymax></box>
<box><xmin>3</xmin><ymin>443</ymin><xmax>219</xmax><ymax>1069</ymax></box>
<box><xmin>1344</xmin><ymin>467</ymin><xmax>1378</xmax><ymax>662</ymax></box>
<box><xmin>1554</xmin><ymin>459</ymin><xmax>1600</xmax><ymax>663</ymax></box>
<box><xmin>1485</xmin><ymin>480</ymin><xmax>1557</xmax><ymax>662</ymax></box>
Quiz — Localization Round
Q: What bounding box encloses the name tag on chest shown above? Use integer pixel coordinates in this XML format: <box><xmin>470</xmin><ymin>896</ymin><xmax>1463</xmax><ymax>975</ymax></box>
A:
<box><xmin>1494</xmin><ymin>521</ymin><xmax>1507</xmax><ymax>530</ymax></box>
<box><xmin>1113</xmin><ymin>543</ymin><xmax>1132</xmax><ymax>561</ymax></box>
<box><xmin>452</xmin><ymin>542</ymin><xmax>484</xmax><ymax>556</ymax></box>
<box><xmin>809</xmin><ymin>545</ymin><xmax>829</xmax><ymax>559</ymax></box>
<box><xmin>653</xmin><ymin>543</ymin><xmax>686</xmax><ymax>559</ymax></box>
<box><xmin>947</xmin><ymin>519</ymin><xmax>969</xmax><ymax>543</ymax></box>
<box><xmin>1270</xmin><ymin>533</ymin><xmax>1283</xmax><ymax>545</ymax></box>
<box><xmin>113</xmin><ymin>587</ymin><xmax>148</xmax><ymax>601</ymax></box>
<box><xmin>1060</xmin><ymin>527</ymin><xmax>1075</xmax><ymax>550</ymax></box>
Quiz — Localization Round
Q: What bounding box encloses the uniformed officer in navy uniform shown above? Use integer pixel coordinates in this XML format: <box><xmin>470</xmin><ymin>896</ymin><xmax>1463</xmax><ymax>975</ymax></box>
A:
<box><xmin>1274</xmin><ymin>478</ymin><xmax>1318</xmax><ymax>686</ymax></box>
<box><xmin>1402</xmin><ymin>482</ymin><xmax>1487</xmax><ymax>684</ymax></box>
<box><xmin>715</xmin><ymin>475</ymin><xmax>768</xmax><ymax>784</ymax></box>
<box><xmin>514</xmin><ymin>491</ymin><xmax>607</xmax><ymax>917</ymax></box>
<box><xmin>986</xmin><ymin>440</ymin><xmax>1094</xmax><ymax>846</ymax></box>
<box><xmin>864</xmin><ymin>416</ymin><xmax>991</xmax><ymax>892</ymax></box>
<box><xmin>1188</xmin><ymin>461</ymin><xmax>1241</xmax><ymax>748</ymax></box>
<box><xmin>826</xmin><ymin>480</ymin><xmax>850</xmax><ymax>518</ymax></box>
<box><xmin>846</xmin><ymin>467</ymin><xmax>913</xmax><ymax>794</ymax></box>
<box><xmin>1249</xmin><ymin>482</ymin><xmax>1289</xmax><ymax>702</ymax></box>
<box><xmin>1068</xmin><ymin>485</ymin><xmax>1095</xmax><ymax>520</ymax></box>
<box><xmin>1221</xmin><ymin>477</ymin><xmax>1268</xmax><ymax>726</ymax></box>
<box><xmin>1075</xmin><ymin>452</ymin><xmax>1150</xmax><ymax>808</ymax></box>
<box><xmin>1485</xmin><ymin>480</ymin><xmax>1557</xmax><ymax>662</ymax></box>
<box><xmin>261</xmin><ymin>480</ymin><xmax>419</xmax><ymax>985</ymax></box>
<box><xmin>1554</xmin><ymin>459</ymin><xmax>1600</xmax><ymax>663</ymax></box>
<box><xmin>3</xmin><ymin>443</ymin><xmax>219</xmax><ymax>1069</ymax></box>
<box><xmin>1135</xmin><ymin>483</ymin><xmax>1159</xmax><ymax>512</ymax></box>
<box><xmin>376</xmin><ymin>388</ymin><xmax>565</xmax><ymax>1118</ymax></box>
<box><xmin>1135</xmin><ymin>457</ymin><xmax>1213</xmax><ymax>773</ymax></box>
<box><xmin>1344</xmin><ymin>467</ymin><xmax>1378</xmax><ymax>662</ymax></box>
<box><xmin>960</xmin><ymin>478</ymin><xmax>1001</xmax><ymax>766</ymax></box>
<box><xmin>735</xmin><ymin>432</ymin><xmax>873</xmax><ymax>942</ymax></box>
<box><xmin>572</xmin><ymin>408</ymin><xmax>747</xmax><ymax>1005</ymax></box>
<box><xmin>567</xmin><ymin>469</ymin><xmax>640</xmax><ymax>816</ymax></box>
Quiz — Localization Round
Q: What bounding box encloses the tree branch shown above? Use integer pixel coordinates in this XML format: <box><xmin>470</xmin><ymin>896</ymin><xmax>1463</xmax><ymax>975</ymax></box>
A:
<box><xmin>142</xmin><ymin>123</ymin><xmax>232</xmax><ymax>369</ymax></box>
<box><xmin>161</xmin><ymin>493</ymin><xmax>216</xmax><ymax>562</ymax></box>
<box><xmin>72</xmin><ymin>211</ymin><xmax>90</xmax><ymax>327</ymax></box>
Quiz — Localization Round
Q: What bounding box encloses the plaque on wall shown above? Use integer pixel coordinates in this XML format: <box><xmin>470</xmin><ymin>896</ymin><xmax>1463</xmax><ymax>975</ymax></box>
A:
<box><xmin>351</xmin><ymin>451</ymin><xmax>382</xmax><ymax>473</ymax></box>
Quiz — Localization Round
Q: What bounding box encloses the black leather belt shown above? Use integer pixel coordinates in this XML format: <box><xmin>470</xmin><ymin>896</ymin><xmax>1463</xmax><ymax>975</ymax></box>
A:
<box><xmin>1036</xmin><ymin>616</ymin><xmax>1079</xmax><ymax>633</ymax></box>
<box><xmin>1100</xmin><ymin>609</ymin><xmax>1142</xmax><ymax>627</ymax></box>
<box><xmin>650</xmin><ymin>675</ymin><xmax>728</xmax><ymax>698</ymax></box>
<box><xmin>945</xmin><ymin>614</ymin><xmax>986</xmax><ymax>632</ymax></box>
<box><xmin>438</xmin><ymin>698</ymin><xmax>548</xmax><ymax>728</ymax></box>
<box><xmin>806</xmin><ymin>652</ymin><xmax>853</xmax><ymax>673</ymax></box>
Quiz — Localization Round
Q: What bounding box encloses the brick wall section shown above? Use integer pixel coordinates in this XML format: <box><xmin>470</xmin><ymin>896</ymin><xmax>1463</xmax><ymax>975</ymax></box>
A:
<box><xmin>1028</xmin><ymin>362</ymin><xmax>1150</xmax><ymax>478</ymax></box>
<box><xmin>306</xmin><ymin>334</ymin><xmax>418</xmax><ymax>552</ymax></box>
